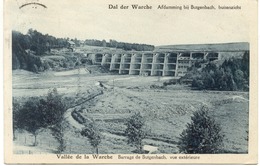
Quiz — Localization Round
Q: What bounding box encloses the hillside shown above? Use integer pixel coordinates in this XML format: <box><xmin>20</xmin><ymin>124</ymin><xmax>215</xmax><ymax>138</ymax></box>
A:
<box><xmin>13</xmin><ymin>69</ymin><xmax>249</xmax><ymax>154</ymax></box>
<box><xmin>155</xmin><ymin>42</ymin><xmax>249</xmax><ymax>52</ymax></box>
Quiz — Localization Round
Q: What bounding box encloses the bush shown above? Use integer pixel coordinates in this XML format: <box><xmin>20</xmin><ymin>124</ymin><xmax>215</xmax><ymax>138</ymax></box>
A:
<box><xmin>81</xmin><ymin>122</ymin><xmax>101</xmax><ymax>154</ymax></box>
<box><xmin>125</xmin><ymin>112</ymin><xmax>147</xmax><ymax>153</ymax></box>
<box><xmin>192</xmin><ymin>79</ymin><xmax>204</xmax><ymax>90</ymax></box>
<box><xmin>178</xmin><ymin>106</ymin><xmax>224</xmax><ymax>154</ymax></box>
<box><xmin>71</xmin><ymin>110</ymin><xmax>86</xmax><ymax>124</ymax></box>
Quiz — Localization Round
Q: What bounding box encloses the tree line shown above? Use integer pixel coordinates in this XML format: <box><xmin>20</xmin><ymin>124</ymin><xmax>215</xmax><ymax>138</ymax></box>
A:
<box><xmin>12</xmin><ymin>29</ymin><xmax>71</xmax><ymax>72</ymax></box>
<box><xmin>12</xmin><ymin>30</ymin><xmax>43</xmax><ymax>72</ymax></box>
<box><xmin>187</xmin><ymin>51</ymin><xmax>249</xmax><ymax>91</ymax></box>
<box><xmin>13</xmin><ymin>29</ymin><xmax>155</xmax><ymax>55</ymax></box>
<box><xmin>84</xmin><ymin>39</ymin><xmax>155</xmax><ymax>51</ymax></box>
<box><xmin>12</xmin><ymin>29</ymin><xmax>155</xmax><ymax>72</ymax></box>
<box><xmin>13</xmin><ymin>29</ymin><xmax>69</xmax><ymax>55</ymax></box>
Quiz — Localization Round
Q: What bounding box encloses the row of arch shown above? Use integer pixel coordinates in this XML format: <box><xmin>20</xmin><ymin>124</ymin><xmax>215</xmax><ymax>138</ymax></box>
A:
<box><xmin>88</xmin><ymin>52</ymin><xmax>219</xmax><ymax>76</ymax></box>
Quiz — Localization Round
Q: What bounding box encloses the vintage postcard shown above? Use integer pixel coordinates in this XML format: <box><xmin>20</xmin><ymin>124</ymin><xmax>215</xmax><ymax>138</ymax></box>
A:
<box><xmin>4</xmin><ymin>0</ymin><xmax>258</xmax><ymax>164</ymax></box>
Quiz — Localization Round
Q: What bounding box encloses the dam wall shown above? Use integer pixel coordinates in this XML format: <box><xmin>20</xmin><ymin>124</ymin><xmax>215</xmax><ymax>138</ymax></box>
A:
<box><xmin>88</xmin><ymin>50</ymin><xmax>246</xmax><ymax>77</ymax></box>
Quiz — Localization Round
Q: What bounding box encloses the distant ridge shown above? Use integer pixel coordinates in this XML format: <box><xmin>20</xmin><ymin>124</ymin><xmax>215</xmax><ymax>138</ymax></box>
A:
<box><xmin>155</xmin><ymin>42</ymin><xmax>249</xmax><ymax>52</ymax></box>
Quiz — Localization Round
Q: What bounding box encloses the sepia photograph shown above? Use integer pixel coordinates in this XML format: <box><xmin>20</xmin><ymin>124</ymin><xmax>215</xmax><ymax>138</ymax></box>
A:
<box><xmin>4</xmin><ymin>0</ymin><xmax>257</xmax><ymax>164</ymax></box>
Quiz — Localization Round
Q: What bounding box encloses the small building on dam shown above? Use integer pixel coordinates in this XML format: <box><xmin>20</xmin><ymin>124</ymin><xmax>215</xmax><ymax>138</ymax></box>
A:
<box><xmin>87</xmin><ymin>42</ymin><xmax>249</xmax><ymax>77</ymax></box>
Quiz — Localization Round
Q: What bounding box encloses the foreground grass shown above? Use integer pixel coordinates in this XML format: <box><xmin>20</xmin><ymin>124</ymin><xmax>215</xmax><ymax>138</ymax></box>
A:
<box><xmin>13</xmin><ymin>70</ymin><xmax>249</xmax><ymax>154</ymax></box>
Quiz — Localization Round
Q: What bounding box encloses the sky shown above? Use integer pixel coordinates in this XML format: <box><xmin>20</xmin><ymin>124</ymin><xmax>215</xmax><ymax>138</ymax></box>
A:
<box><xmin>7</xmin><ymin>0</ymin><xmax>252</xmax><ymax>46</ymax></box>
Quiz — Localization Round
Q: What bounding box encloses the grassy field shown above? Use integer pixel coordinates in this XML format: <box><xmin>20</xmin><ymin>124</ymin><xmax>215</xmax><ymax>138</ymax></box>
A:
<box><xmin>12</xmin><ymin>69</ymin><xmax>249</xmax><ymax>154</ymax></box>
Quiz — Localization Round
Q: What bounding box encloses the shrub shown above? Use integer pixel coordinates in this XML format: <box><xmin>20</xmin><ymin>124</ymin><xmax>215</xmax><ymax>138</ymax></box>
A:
<box><xmin>81</xmin><ymin>122</ymin><xmax>101</xmax><ymax>154</ymax></box>
<box><xmin>71</xmin><ymin>110</ymin><xmax>86</xmax><ymax>124</ymax></box>
<box><xmin>178</xmin><ymin>106</ymin><xmax>224</xmax><ymax>154</ymax></box>
<box><xmin>192</xmin><ymin>79</ymin><xmax>204</xmax><ymax>90</ymax></box>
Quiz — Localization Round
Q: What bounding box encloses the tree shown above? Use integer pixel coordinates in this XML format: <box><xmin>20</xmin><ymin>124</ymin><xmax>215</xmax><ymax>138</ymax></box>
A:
<box><xmin>125</xmin><ymin>112</ymin><xmax>147</xmax><ymax>153</ymax></box>
<box><xmin>233</xmin><ymin>69</ymin><xmax>245</xmax><ymax>90</ymax></box>
<box><xmin>81</xmin><ymin>122</ymin><xmax>102</xmax><ymax>154</ymax></box>
<box><xmin>213</xmin><ymin>68</ymin><xmax>224</xmax><ymax>90</ymax></box>
<box><xmin>178</xmin><ymin>106</ymin><xmax>224</xmax><ymax>154</ymax></box>
<box><xmin>41</xmin><ymin>88</ymin><xmax>67</xmax><ymax>126</ymax></box>
<box><xmin>203</xmin><ymin>62</ymin><xmax>217</xmax><ymax>73</ymax></box>
<box><xmin>241</xmin><ymin>51</ymin><xmax>249</xmax><ymax>80</ymax></box>
<box><xmin>42</xmin><ymin>88</ymin><xmax>67</xmax><ymax>153</ymax></box>
<box><xmin>14</xmin><ymin>88</ymin><xmax>67</xmax><ymax>151</ymax></box>
<box><xmin>102</xmin><ymin>40</ymin><xmax>107</xmax><ymax>47</ymax></box>
<box><xmin>12</xmin><ymin>98</ymin><xmax>23</xmax><ymax>141</ymax></box>
<box><xmin>192</xmin><ymin>79</ymin><xmax>204</xmax><ymax>90</ymax></box>
<box><xmin>15</xmin><ymin>97</ymin><xmax>46</xmax><ymax>146</ymax></box>
<box><xmin>201</xmin><ymin>72</ymin><xmax>215</xmax><ymax>90</ymax></box>
<box><xmin>49</xmin><ymin>123</ymin><xmax>66</xmax><ymax>153</ymax></box>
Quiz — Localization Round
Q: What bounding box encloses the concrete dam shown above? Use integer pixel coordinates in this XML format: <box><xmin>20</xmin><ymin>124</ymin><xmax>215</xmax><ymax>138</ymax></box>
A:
<box><xmin>87</xmin><ymin>43</ymin><xmax>249</xmax><ymax>77</ymax></box>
